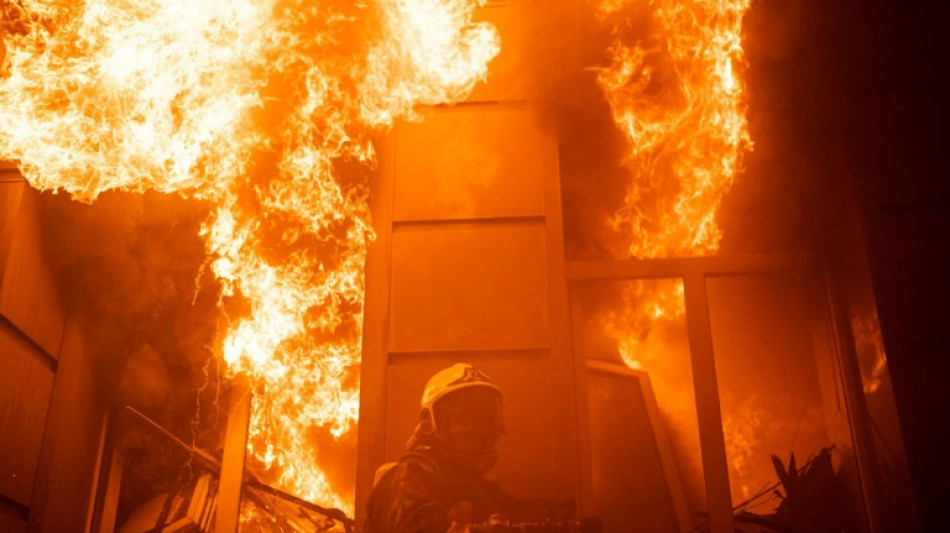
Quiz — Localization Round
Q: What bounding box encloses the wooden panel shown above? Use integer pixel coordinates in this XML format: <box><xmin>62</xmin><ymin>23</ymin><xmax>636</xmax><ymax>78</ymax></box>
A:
<box><xmin>468</xmin><ymin>2</ymin><xmax>531</xmax><ymax>103</ymax></box>
<box><xmin>0</xmin><ymin>183</ymin><xmax>25</xmax><ymax>279</ymax></box>
<box><xmin>0</xmin><ymin>186</ymin><xmax>66</xmax><ymax>359</ymax></box>
<box><xmin>0</xmin><ymin>512</ymin><xmax>27</xmax><ymax>533</ymax></box>
<box><xmin>355</xmin><ymin>133</ymin><xmax>397</xmax><ymax>529</ymax></box>
<box><xmin>682</xmin><ymin>274</ymin><xmax>734</xmax><ymax>533</ymax></box>
<box><xmin>384</xmin><ymin>354</ymin><xmax>571</xmax><ymax>499</ymax></box>
<box><xmin>0</xmin><ymin>322</ymin><xmax>55</xmax><ymax>506</ymax></box>
<box><xmin>389</xmin><ymin>223</ymin><xmax>549</xmax><ymax>352</ymax></box>
<box><xmin>393</xmin><ymin>106</ymin><xmax>545</xmax><ymax>221</ymax></box>
<box><xmin>27</xmin><ymin>319</ymin><xmax>105</xmax><ymax>532</ymax></box>
<box><xmin>585</xmin><ymin>370</ymin><xmax>679</xmax><ymax>533</ymax></box>
<box><xmin>216</xmin><ymin>382</ymin><xmax>251</xmax><ymax>533</ymax></box>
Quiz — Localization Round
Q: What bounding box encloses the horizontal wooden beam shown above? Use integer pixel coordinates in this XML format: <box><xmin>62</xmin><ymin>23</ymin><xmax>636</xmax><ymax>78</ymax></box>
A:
<box><xmin>0</xmin><ymin>164</ymin><xmax>23</xmax><ymax>184</ymax></box>
<box><xmin>391</xmin><ymin>215</ymin><xmax>545</xmax><ymax>230</ymax></box>
<box><xmin>566</xmin><ymin>254</ymin><xmax>817</xmax><ymax>281</ymax></box>
<box><xmin>388</xmin><ymin>347</ymin><xmax>549</xmax><ymax>366</ymax></box>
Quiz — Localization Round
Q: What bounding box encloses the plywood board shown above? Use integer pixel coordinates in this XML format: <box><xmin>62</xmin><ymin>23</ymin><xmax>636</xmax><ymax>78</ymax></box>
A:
<box><xmin>393</xmin><ymin>106</ymin><xmax>545</xmax><ymax>221</ymax></box>
<box><xmin>385</xmin><ymin>353</ymin><xmax>571</xmax><ymax>500</ymax></box>
<box><xmin>0</xmin><ymin>183</ymin><xmax>25</xmax><ymax>279</ymax></box>
<box><xmin>0</xmin><ymin>186</ymin><xmax>66</xmax><ymax>359</ymax></box>
<box><xmin>0</xmin><ymin>322</ymin><xmax>55</xmax><ymax>506</ymax></box>
<box><xmin>27</xmin><ymin>319</ymin><xmax>105</xmax><ymax>531</ymax></box>
<box><xmin>585</xmin><ymin>369</ymin><xmax>680</xmax><ymax>533</ymax></box>
<box><xmin>0</xmin><ymin>511</ymin><xmax>27</xmax><ymax>533</ymax></box>
<box><xmin>389</xmin><ymin>223</ymin><xmax>549</xmax><ymax>352</ymax></box>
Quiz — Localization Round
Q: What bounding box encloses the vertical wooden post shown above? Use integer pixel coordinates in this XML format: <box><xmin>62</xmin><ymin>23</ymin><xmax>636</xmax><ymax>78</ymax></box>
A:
<box><xmin>683</xmin><ymin>274</ymin><xmax>734</xmax><ymax>533</ymax></box>
<box><xmin>84</xmin><ymin>412</ymin><xmax>110</xmax><ymax>533</ymax></box>
<box><xmin>824</xmin><ymin>274</ymin><xmax>884</xmax><ymax>533</ymax></box>
<box><xmin>541</xmin><ymin>124</ymin><xmax>585</xmax><ymax>504</ymax></box>
<box><xmin>215</xmin><ymin>379</ymin><xmax>252</xmax><ymax>533</ymax></box>
<box><xmin>568</xmin><ymin>289</ymin><xmax>594</xmax><ymax>516</ymax></box>
<box><xmin>95</xmin><ymin>444</ymin><xmax>123</xmax><ymax>533</ymax></box>
<box><xmin>355</xmin><ymin>131</ymin><xmax>396</xmax><ymax>530</ymax></box>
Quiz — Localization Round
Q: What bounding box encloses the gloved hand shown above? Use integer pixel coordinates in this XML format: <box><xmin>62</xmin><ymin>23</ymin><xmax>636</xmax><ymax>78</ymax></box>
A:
<box><xmin>446</xmin><ymin>500</ymin><xmax>473</xmax><ymax>533</ymax></box>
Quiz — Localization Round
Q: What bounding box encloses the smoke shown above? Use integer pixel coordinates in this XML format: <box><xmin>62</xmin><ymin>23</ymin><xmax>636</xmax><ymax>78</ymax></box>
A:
<box><xmin>520</xmin><ymin>0</ymin><xmax>631</xmax><ymax>260</ymax></box>
<box><xmin>36</xmin><ymin>190</ymin><xmax>222</xmax><ymax>437</ymax></box>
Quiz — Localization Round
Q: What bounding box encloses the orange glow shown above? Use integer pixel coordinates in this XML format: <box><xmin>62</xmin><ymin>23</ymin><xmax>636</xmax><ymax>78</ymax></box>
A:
<box><xmin>594</xmin><ymin>0</ymin><xmax>752</xmax><ymax>373</ymax></box>
<box><xmin>852</xmin><ymin>308</ymin><xmax>888</xmax><ymax>394</ymax></box>
<box><xmin>594</xmin><ymin>0</ymin><xmax>753</xmax><ymax>496</ymax></box>
<box><xmin>1</xmin><ymin>0</ymin><xmax>497</xmax><ymax>512</ymax></box>
<box><xmin>721</xmin><ymin>395</ymin><xmax>765</xmax><ymax>499</ymax></box>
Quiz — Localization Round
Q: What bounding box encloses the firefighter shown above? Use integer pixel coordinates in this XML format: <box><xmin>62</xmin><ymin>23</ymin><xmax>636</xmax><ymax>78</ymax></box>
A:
<box><xmin>364</xmin><ymin>363</ymin><xmax>515</xmax><ymax>532</ymax></box>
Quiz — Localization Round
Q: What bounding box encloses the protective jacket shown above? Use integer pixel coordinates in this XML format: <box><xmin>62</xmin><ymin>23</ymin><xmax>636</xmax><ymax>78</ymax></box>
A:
<box><xmin>364</xmin><ymin>443</ymin><xmax>514</xmax><ymax>533</ymax></box>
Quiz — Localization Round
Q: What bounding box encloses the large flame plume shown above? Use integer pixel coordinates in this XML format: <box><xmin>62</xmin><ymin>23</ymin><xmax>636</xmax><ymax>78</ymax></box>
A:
<box><xmin>1</xmin><ymin>0</ymin><xmax>498</xmax><ymax>511</ymax></box>
<box><xmin>592</xmin><ymin>0</ymin><xmax>753</xmax><ymax>502</ymax></box>
<box><xmin>595</xmin><ymin>0</ymin><xmax>752</xmax><ymax>361</ymax></box>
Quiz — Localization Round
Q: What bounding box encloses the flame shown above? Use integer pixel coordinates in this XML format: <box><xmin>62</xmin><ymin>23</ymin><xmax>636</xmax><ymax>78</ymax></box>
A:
<box><xmin>1</xmin><ymin>0</ymin><xmax>497</xmax><ymax>512</ymax></box>
<box><xmin>594</xmin><ymin>0</ymin><xmax>753</xmax><ymax>504</ymax></box>
<box><xmin>851</xmin><ymin>307</ymin><xmax>888</xmax><ymax>394</ymax></box>
<box><xmin>594</xmin><ymin>0</ymin><xmax>751</xmax><ymax>391</ymax></box>
<box><xmin>598</xmin><ymin>0</ymin><xmax>751</xmax><ymax>264</ymax></box>
<box><xmin>721</xmin><ymin>395</ymin><xmax>765</xmax><ymax>499</ymax></box>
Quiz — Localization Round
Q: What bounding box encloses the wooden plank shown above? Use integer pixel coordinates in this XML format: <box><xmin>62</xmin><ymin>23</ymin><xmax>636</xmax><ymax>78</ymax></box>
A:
<box><xmin>388</xmin><ymin>347</ymin><xmax>548</xmax><ymax>366</ymax></box>
<box><xmin>0</xmin><ymin>182</ymin><xmax>25</xmax><ymax>283</ymax></box>
<box><xmin>566</xmin><ymin>254</ymin><xmax>816</xmax><ymax>281</ymax></box>
<box><xmin>0</xmin><ymin>186</ymin><xmax>67</xmax><ymax>359</ymax></box>
<box><xmin>824</xmin><ymin>274</ymin><xmax>881</xmax><ymax>533</ymax></box>
<box><xmin>584</xmin><ymin>366</ymin><xmax>680</xmax><ymax>532</ymax></box>
<box><xmin>27</xmin><ymin>319</ymin><xmax>105</xmax><ymax>532</ymax></box>
<box><xmin>84</xmin><ymin>415</ymin><xmax>110</xmax><ymax>533</ymax></box>
<box><xmin>568</xmin><ymin>290</ymin><xmax>594</xmax><ymax>516</ymax></box>
<box><xmin>0</xmin><ymin>322</ymin><xmax>55</xmax><ymax>507</ymax></box>
<box><xmin>392</xmin><ymin>105</ymin><xmax>544</xmax><ymax>221</ymax></box>
<box><xmin>0</xmin><ymin>503</ymin><xmax>27</xmax><ymax>533</ymax></box>
<box><xmin>682</xmin><ymin>274</ymin><xmax>734</xmax><ymax>533</ymax></box>
<box><xmin>392</xmin><ymin>215</ymin><xmax>545</xmax><ymax>229</ymax></box>
<box><xmin>635</xmin><ymin>370</ymin><xmax>696</xmax><ymax>532</ymax></box>
<box><xmin>540</xmin><ymin>125</ymin><xmax>584</xmax><ymax>503</ymax></box>
<box><xmin>215</xmin><ymin>381</ymin><xmax>252</xmax><ymax>533</ymax></box>
<box><xmin>355</xmin><ymin>131</ymin><xmax>396</xmax><ymax>530</ymax></box>
<box><xmin>584</xmin><ymin>359</ymin><xmax>694</xmax><ymax>531</ymax></box>
<box><xmin>389</xmin><ymin>223</ymin><xmax>550</xmax><ymax>352</ymax></box>
<box><xmin>94</xmin><ymin>444</ymin><xmax>122</xmax><ymax>533</ymax></box>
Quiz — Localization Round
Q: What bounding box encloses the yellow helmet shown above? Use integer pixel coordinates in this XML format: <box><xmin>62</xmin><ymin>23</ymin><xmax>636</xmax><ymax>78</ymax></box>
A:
<box><xmin>421</xmin><ymin>363</ymin><xmax>502</xmax><ymax>422</ymax></box>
